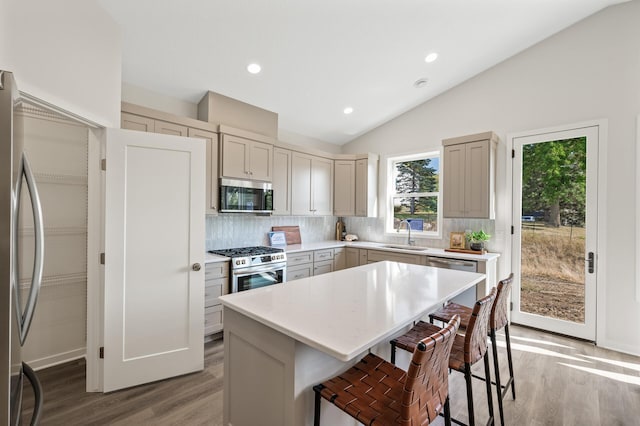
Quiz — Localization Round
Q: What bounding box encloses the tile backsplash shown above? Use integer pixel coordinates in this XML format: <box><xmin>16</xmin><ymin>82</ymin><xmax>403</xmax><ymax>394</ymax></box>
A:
<box><xmin>343</xmin><ymin>217</ymin><xmax>496</xmax><ymax>250</ymax></box>
<box><xmin>205</xmin><ymin>214</ymin><xmax>337</xmax><ymax>249</ymax></box>
<box><xmin>206</xmin><ymin>214</ymin><xmax>495</xmax><ymax>251</ymax></box>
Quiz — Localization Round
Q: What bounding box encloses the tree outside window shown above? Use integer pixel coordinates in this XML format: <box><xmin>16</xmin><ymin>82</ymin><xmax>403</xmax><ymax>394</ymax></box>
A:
<box><xmin>388</xmin><ymin>152</ymin><xmax>440</xmax><ymax>235</ymax></box>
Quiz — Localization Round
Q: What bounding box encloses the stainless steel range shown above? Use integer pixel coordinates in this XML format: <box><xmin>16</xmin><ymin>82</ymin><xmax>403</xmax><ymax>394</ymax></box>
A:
<box><xmin>208</xmin><ymin>246</ymin><xmax>287</xmax><ymax>293</ymax></box>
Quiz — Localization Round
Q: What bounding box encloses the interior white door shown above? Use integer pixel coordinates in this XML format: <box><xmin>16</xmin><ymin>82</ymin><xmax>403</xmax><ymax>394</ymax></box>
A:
<box><xmin>511</xmin><ymin>124</ymin><xmax>599</xmax><ymax>340</ymax></box>
<box><xmin>103</xmin><ymin>128</ymin><xmax>205</xmax><ymax>392</ymax></box>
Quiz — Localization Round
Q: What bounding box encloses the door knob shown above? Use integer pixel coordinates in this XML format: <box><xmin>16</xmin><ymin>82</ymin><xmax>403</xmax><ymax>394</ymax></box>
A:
<box><xmin>192</xmin><ymin>263</ymin><xmax>202</xmax><ymax>271</ymax></box>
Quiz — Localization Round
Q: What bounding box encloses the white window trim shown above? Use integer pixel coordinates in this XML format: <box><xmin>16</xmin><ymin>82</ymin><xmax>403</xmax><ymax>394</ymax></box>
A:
<box><xmin>385</xmin><ymin>150</ymin><xmax>442</xmax><ymax>239</ymax></box>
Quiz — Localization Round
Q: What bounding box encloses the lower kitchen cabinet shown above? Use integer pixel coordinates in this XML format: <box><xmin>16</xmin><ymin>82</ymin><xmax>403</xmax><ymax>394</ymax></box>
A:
<box><xmin>286</xmin><ymin>251</ymin><xmax>314</xmax><ymax>281</ymax></box>
<box><xmin>287</xmin><ymin>248</ymin><xmax>342</xmax><ymax>281</ymax></box>
<box><xmin>333</xmin><ymin>247</ymin><xmax>346</xmax><ymax>271</ymax></box>
<box><xmin>365</xmin><ymin>249</ymin><xmax>426</xmax><ymax>266</ymax></box>
<box><xmin>205</xmin><ymin>262</ymin><xmax>229</xmax><ymax>336</ymax></box>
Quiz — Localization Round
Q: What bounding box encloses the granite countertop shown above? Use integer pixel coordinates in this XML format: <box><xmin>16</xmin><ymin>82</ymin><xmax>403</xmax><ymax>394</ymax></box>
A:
<box><xmin>219</xmin><ymin>261</ymin><xmax>485</xmax><ymax>361</ymax></box>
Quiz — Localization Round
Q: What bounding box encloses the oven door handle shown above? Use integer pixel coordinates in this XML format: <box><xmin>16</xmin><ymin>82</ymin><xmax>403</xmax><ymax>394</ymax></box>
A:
<box><xmin>232</xmin><ymin>262</ymin><xmax>287</xmax><ymax>276</ymax></box>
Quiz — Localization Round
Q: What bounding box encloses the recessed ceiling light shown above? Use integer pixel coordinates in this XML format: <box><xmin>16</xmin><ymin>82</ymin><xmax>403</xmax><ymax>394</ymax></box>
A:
<box><xmin>414</xmin><ymin>78</ymin><xmax>429</xmax><ymax>88</ymax></box>
<box><xmin>425</xmin><ymin>52</ymin><xmax>439</xmax><ymax>63</ymax></box>
<box><xmin>247</xmin><ymin>63</ymin><xmax>262</xmax><ymax>74</ymax></box>
<box><xmin>343</xmin><ymin>107</ymin><xmax>354</xmax><ymax>115</ymax></box>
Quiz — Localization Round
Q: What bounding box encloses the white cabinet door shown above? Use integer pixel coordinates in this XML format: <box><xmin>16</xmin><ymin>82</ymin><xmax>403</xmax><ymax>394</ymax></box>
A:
<box><xmin>221</xmin><ymin>134</ymin><xmax>250</xmax><ymax>179</ymax></box>
<box><xmin>103</xmin><ymin>128</ymin><xmax>205</xmax><ymax>392</ymax></box>
<box><xmin>249</xmin><ymin>140</ymin><xmax>273</xmax><ymax>181</ymax></box>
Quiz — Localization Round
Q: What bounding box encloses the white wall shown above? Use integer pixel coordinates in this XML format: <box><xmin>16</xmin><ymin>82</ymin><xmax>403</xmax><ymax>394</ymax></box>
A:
<box><xmin>122</xmin><ymin>82</ymin><xmax>199</xmax><ymax>119</ymax></box>
<box><xmin>343</xmin><ymin>2</ymin><xmax>640</xmax><ymax>355</ymax></box>
<box><xmin>0</xmin><ymin>0</ymin><xmax>121</xmax><ymax>127</ymax></box>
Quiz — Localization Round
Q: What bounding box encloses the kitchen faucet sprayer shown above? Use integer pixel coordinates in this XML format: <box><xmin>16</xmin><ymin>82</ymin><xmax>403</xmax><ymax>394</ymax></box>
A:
<box><xmin>397</xmin><ymin>220</ymin><xmax>415</xmax><ymax>246</ymax></box>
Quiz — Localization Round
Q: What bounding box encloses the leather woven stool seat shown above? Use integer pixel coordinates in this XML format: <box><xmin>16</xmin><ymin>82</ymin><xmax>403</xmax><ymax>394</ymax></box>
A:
<box><xmin>314</xmin><ymin>316</ymin><xmax>460</xmax><ymax>426</ymax></box>
<box><xmin>427</xmin><ymin>274</ymin><xmax>516</xmax><ymax>426</ymax></box>
<box><xmin>391</xmin><ymin>287</ymin><xmax>497</xmax><ymax>426</ymax></box>
<box><xmin>430</xmin><ymin>303</ymin><xmax>472</xmax><ymax>328</ymax></box>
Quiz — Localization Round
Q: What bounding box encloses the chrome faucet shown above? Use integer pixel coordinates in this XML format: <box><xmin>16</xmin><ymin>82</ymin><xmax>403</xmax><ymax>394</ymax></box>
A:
<box><xmin>397</xmin><ymin>220</ymin><xmax>415</xmax><ymax>246</ymax></box>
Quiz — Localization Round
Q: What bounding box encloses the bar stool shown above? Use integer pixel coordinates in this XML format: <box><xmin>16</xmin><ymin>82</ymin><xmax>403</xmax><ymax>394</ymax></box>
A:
<box><xmin>391</xmin><ymin>287</ymin><xmax>497</xmax><ymax>426</ymax></box>
<box><xmin>313</xmin><ymin>315</ymin><xmax>461</xmax><ymax>426</ymax></box>
<box><xmin>429</xmin><ymin>274</ymin><xmax>515</xmax><ymax>426</ymax></box>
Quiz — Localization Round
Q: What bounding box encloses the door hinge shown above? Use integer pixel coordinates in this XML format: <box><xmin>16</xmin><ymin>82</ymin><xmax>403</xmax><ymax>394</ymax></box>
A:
<box><xmin>511</xmin><ymin>225</ymin><xmax>514</xmax><ymax>235</ymax></box>
<box><xmin>100</xmin><ymin>252</ymin><xmax>105</xmax><ymax>265</ymax></box>
<box><xmin>101</xmin><ymin>158</ymin><xmax>106</xmax><ymax>171</ymax></box>
<box><xmin>512</xmin><ymin>149</ymin><xmax>515</xmax><ymax>158</ymax></box>
<box><xmin>510</xmin><ymin>301</ymin><xmax>513</xmax><ymax>311</ymax></box>
<box><xmin>99</xmin><ymin>347</ymin><xmax>104</xmax><ymax>359</ymax></box>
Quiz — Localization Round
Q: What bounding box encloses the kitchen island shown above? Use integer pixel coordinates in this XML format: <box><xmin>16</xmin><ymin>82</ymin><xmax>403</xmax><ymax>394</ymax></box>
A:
<box><xmin>219</xmin><ymin>261</ymin><xmax>485</xmax><ymax>426</ymax></box>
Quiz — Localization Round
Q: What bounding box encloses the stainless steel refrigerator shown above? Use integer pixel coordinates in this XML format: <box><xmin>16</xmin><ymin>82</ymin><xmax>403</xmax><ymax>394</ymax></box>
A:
<box><xmin>1</xmin><ymin>70</ymin><xmax>44</xmax><ymax>425</ymax></box>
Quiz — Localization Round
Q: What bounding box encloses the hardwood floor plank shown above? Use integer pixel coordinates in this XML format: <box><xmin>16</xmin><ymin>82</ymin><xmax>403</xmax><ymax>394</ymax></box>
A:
<box><xmin>20</xmin><ymin>326</ymin><xmax>640</xmax><ymax>425</ymax></box>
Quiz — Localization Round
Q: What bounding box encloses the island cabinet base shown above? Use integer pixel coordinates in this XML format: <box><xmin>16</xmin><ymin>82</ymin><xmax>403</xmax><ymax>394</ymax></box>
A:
<box><xmin>223</xmin><ymin>307</ymin><xmax>411</xmax><ymax>426</ymax></box>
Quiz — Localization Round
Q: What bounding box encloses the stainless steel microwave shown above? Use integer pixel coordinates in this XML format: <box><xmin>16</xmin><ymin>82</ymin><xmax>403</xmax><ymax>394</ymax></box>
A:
<box><xmin>220</xmin><ymin>178</ymin><xmax>273</xmax><ymax>213</ymax></box>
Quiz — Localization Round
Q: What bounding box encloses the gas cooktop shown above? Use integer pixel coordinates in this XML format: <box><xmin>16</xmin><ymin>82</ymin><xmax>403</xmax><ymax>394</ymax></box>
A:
<box><xmin>208</xmin><ymin>246</ymin><xmax>284</xmax><ymax>258</ymax></box>
<box><xmin>209</xmin><ymin>246</ymin><xmax>286</xmax><ymax>269</ymax></box>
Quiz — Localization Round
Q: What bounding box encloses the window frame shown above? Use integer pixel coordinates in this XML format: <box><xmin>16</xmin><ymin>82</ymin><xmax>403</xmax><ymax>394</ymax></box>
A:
<box><xmin>385</xmin><ymin>150</ymin><xmax>442</xmax><ymax>239</ymax></box>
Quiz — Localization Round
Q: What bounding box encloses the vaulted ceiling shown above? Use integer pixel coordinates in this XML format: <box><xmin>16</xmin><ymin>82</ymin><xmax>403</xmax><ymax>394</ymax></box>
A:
<box><xmin>98</xmin><ymin>0</ymin><xmax>626</xmax><ymax>144</ymax></box>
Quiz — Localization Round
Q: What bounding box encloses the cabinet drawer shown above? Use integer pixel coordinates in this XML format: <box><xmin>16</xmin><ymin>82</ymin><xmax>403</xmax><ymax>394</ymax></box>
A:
<box><xmin>313</xmin><ymin>249</ymin><xmax>334</xmax><ymax>262</ymax></box>
<box><xmin>205</xmin><ymin>277</ymin><xmax>226</xmax><ymax>307</ymax></box>
<box><xmin>205</xmin><ymin>305</ymin><xmax>223</xmax><ymax>335</ymax></box>
<box><xmin>313</xmin><ymin>259</ymin><xmax>334</xmax><ymax>276</ymax></box>
<box><xmin>205</xmin><ymin>262</ymin><xmax>229</xmax><ymax>279</ymax></box>
<box><xmin>287</xmin><ymin>251</ymin><xmax>314</xmax><ymax>266</ymax></box>
<box><xmin>287</xmin><ymin>264</ymin><xmax>313</xmax><ymax>281</ymax></box>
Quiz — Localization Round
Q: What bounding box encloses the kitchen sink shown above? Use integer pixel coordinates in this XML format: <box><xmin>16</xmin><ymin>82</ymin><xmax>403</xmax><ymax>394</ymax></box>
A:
<box><xmin>380</xmin><ymin>244</ymin><xmax>429</xmax><ymax>252</ymax></box>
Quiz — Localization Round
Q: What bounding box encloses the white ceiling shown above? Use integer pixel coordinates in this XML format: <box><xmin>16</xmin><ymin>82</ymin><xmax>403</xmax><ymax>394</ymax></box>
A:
<box><xmin>98</xmin><ymin>0</ymin><xmax>625</xmax><ymax>145</ymax></box>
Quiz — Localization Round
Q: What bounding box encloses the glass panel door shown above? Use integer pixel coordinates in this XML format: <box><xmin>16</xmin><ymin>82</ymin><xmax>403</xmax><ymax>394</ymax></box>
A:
<box><xmin>511</xmin><ymin>125</ymin><xmax>598</xmax><ymax>340</ymax></box>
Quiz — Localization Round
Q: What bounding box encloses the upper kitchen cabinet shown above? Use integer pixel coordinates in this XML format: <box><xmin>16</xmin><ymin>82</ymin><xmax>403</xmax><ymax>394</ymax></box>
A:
<box><xmin>333</xmin><ymin>154</ymin><xmax>378</xmax><ymax>217</ymax></box>
<box><xmin>291</xmin><ymin>152</ymin><xmax>334</xmax><ymax>215</ymax></box>
<box><xmin>442</xmin><ymin>131</ymin><xmax>498</xmax><ymax>219</ymax></box>
<box><xmin>355</xmin><ymin>154</ymin><xmax>378</xmax><ymax>217</ymax></box>
<box><xmin>272</xmin><ymin>148</ymin><xmax>292</xmax><ymax>215</ymax></box>
<box><xmin>219</xmin><ymin>126</ymin><xmax>274</xmax><ymax>182</ymax></box>
<box><xmin>120</xmin><ymin>102</ymin><xmax>220</xmax><ymax>214</ymax></box>
<box><xmin>333</xmin><ymin>160</ymin><xmax>356</xmax><ymax>216</ymax></box>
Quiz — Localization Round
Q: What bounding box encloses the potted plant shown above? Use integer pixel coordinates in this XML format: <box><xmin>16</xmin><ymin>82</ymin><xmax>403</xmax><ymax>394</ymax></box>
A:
<box><xmin>465</xmin><ymin>230</ymin><xmax>491</xmax><ymax>251</ymax></box>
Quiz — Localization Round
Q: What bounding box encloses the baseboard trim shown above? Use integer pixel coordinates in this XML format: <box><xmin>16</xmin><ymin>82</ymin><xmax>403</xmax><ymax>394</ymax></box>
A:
<box><xmin>26</xmin><ymin>347</ymin><xmax>86</xmax><ymax>371</ymax></box>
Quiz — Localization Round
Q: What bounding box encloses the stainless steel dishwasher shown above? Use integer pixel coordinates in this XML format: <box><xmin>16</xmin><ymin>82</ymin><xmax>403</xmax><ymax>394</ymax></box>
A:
<box><xmin>426</xmin><ymin>256</ymin><xmax>478</xmax><ymax>306</ymax></box>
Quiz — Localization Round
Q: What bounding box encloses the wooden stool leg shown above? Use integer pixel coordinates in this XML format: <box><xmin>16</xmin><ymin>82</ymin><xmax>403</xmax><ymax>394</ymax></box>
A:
<box><xmin>390</xmin><ymin>341</ymin><xmax>396</xmax><ymax>365</ymax></box>
<box><xmin>490</xmin><ymin>330</ymin><xmax>505</xmax><ymax>426</ymax></box>
<box><xmin>504</xmin><ymin>324</ymin><xmax>516</xmax><ymax>400</ymax></box>
<box><xmin>464</xmin><ymin>363</ymin><xmax>475</xmax><ymax>426</ymax></box>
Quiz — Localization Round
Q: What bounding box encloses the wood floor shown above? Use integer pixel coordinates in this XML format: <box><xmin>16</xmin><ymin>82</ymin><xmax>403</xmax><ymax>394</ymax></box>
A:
<box><xmin>21</xmin><ymin>325</ymin><xmax>640</xmax><ymax>425</ymax></box>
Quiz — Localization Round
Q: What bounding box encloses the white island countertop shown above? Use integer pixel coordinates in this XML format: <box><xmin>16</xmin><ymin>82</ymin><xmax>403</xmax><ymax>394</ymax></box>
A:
<box><xmin>219</xmin><ymin>261</ymin><xmax>485</xmax><ymax>361</ymax></box>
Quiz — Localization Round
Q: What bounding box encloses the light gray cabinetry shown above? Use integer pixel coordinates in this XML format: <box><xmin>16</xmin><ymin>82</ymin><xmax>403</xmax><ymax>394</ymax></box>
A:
<box><xmin>120</xmin><ymin>103</ymin><xmax>220</xmax><ymax>215</ymax></box>
<box><xmin>205</xmin><ymin>262</ymin><xmax>229</xmax><ymax>336</ymax></box>
<box><xmin>287</xmin><ymin>251</ymin><xmax>314</xmax><ymax>281</ymax></box>
<box><xmin>345</xmin><ymin>247</ymin><xmax>367</xmax><ymax>268</ymax></box>
<box><xmin>366</xmin><ymin>249</ymin><xmax>425</xmax><ymax>265</ymax></box>
<box><xmin>333</xmin><ymin>247</ymin><xmax>346</xmax><ymax>271</ymax></box>
<box><xmin>355</xmin><ymin>155</ymin><xmax>378</xmax><ymax>217</ymax></box>
<box><xmin>313</xmin><ymin>249</ymin><xmax>334</xmax><ymax>275</ymax></box>
<box><xmin>291</xmin><ymin>152</ymin><xmax>334</xmax><ymax>215</ymax></box>
<box><xmin>188</xmin><ymin>128</ymin><xmax>219</xmax><ymax>214</ymax></box>
<box><xmin>221</xmin><ymin>134</ymin><xmax>273</xmax><ymax>182</ymax></box>
<box><xmin>334</xmin><ymin>160</ymin><xmax>356</xmax><ymax>216</ymax></box>
<box><xmin>272</xmin><ymin>148</ymin><xmax>292</xmax><ymax>215</ymax></box>
<box><xmin>443</xmin><ymin>131</ymin><xmax>498</xmax><ymax>219</ymax></box>
<box><xmin>287</xmin><ymin>248</ymin><xmax>343</xmax><ymax>281</ymax></box>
